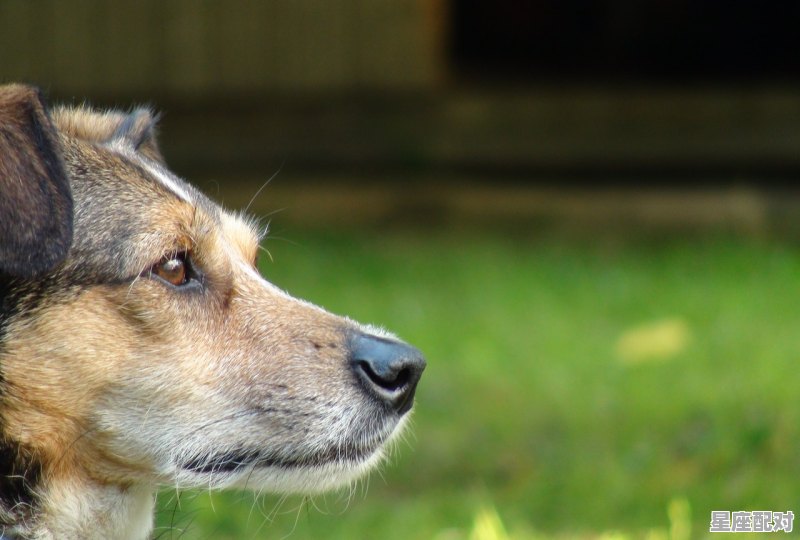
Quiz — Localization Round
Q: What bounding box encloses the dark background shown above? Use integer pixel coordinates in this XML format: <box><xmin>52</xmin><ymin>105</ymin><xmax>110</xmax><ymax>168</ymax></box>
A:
<box><xmin>454</xmin><ymin>1</ymin><xmax>800</xmax><ymax>84</ymax></box>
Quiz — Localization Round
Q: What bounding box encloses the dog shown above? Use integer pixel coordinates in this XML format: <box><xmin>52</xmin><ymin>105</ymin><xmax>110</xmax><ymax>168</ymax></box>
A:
<box><xmin>0</xmin><ymin>84</ymin><xmax>425</xmax><ymax>539</ymax></box>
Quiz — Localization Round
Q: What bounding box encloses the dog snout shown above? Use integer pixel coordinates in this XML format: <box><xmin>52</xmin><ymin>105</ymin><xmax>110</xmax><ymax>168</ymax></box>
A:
<box><xmin>350</xmin><ymin>333</ymin><xmax>426</xmax><ymax>415</ymax></box>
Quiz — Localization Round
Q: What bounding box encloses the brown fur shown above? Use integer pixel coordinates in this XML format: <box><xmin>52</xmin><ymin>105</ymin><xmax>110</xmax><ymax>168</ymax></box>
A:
<box><xmin>0</xmin><ymin>85</ymin><xmax>424</xmax><ymax>539</ymax></box>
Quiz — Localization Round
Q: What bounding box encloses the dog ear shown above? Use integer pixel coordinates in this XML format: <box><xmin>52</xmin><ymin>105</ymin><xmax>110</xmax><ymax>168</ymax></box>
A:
<box><xmin>110</xmin><ymin>108</ymin><xmax>164</xmax><ymax>163</ymax></box>
<box><xmin>0</xmin><ymin>85</ymin><xmax>73</xmax><ymax>278</ymax></box>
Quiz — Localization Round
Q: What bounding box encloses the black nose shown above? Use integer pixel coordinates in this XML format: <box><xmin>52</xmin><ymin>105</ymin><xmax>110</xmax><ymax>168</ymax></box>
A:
<box><xmin>350</xmin><ymin>333</ymin><xmax>426</xmax><ymax>415</ymax></box>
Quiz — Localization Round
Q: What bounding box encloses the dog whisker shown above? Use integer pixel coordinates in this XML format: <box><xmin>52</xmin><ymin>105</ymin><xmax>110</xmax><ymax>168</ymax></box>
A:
<box><xmin>244</xmin><ymin>162</ymin><xmax>284</xmax><ymax>214</ymax></box>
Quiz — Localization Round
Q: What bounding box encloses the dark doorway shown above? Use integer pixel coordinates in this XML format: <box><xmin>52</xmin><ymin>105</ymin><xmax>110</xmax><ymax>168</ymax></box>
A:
<box><xmin>451</xmin><ymin>1</ymin><xmax>800</xmax><ymax>84</ymax></box>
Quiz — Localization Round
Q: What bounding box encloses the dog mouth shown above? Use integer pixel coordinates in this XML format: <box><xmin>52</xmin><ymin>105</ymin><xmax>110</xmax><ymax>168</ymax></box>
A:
<box><xmin>181</xmin><ymin>441</ymin><xmax>382</xmax><ymax>475</ymax></box>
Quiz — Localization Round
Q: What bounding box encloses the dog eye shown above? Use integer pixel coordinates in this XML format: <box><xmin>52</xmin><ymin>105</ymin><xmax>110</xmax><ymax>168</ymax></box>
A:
<box><xmin>151</xmin><ymin>253</ymin><xmax>189</xmax><ymax>286</ymax></box>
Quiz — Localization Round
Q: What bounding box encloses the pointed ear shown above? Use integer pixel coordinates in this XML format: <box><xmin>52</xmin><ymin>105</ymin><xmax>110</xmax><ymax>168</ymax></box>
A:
<box><xmin>0</xmin><ymin>85</ymin><xmax>73</xmax><ymax>278</ymax></box>
<box><xmin>110</xmin><ymin>107</ymin><xmax>164</xmax><ymax>163</ymax></box>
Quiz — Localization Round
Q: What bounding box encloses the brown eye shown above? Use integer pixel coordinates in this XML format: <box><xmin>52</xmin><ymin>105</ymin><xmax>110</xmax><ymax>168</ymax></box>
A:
<box><xmin>151</xmin><ymin>253</ymin><xmax>188</xmax><ymax>286</ymax></box>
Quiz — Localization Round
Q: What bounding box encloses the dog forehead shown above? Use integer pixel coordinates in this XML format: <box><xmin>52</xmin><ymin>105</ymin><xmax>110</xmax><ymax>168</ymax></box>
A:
<box><xmin>61</xmin><ymin>139</ymin><xmax>198</xmax><ymax>226</ymax></box>
<box><xmin>106</xmin><ymin>140</ymin><xmax>194</xmax><ymax>203</ymax></box>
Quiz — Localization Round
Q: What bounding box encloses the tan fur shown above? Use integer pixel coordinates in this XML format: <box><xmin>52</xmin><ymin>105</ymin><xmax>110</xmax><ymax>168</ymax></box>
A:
<box><xmin>51</xmin><ymin>106</ymin><xmax>164</xmax><ymax>162</ymax></box>
<box><xmin>0</xmin><ymin>88</ymin><xmax>424</xmax><ymax>539</ymax></box>
<box><xmin>50</xmin><ymin>107</ymin><xmax>130</xmax><ymax>142</ymax></box>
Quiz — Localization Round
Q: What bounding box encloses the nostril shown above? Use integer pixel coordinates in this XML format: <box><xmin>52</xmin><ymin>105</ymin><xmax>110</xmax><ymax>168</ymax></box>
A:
<box><xmin>356</xmin><ymin>360</ymin><xmax>411</xmax><ymax>392</ymax></box>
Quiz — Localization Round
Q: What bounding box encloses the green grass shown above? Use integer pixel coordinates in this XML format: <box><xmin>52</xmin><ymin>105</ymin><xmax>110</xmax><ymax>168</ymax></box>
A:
<box><xmin>154</xmin><ymin>230</ymin><xmax>800</xmax><ymax>539</ymax></box>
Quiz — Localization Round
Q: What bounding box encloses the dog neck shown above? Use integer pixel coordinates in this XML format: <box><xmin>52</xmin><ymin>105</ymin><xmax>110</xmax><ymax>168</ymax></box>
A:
<box><xmin>3</xmin><ymin>474</ymin><xmax>154</xmax><ymax>540</ymax></box>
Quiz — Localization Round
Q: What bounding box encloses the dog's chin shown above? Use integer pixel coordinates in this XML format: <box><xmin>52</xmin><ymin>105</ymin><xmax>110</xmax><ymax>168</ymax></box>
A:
<box><xmin>228</xmin><ymin>447</ymin><xmax>388</xmax><ymax>493</ymax></box>
<box><xmin>173</xmin><ymin>445</ymin><xmax>387</xmax><ymax>494</ymax></box>
<box><xmin>173</xmin><ymin>414</ymin><xmax>409</xmax><ymax>493</ymax></box>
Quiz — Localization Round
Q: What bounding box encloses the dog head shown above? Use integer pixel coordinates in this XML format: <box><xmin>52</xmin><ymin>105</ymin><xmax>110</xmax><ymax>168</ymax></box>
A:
<box><xmin>0</xmin><ymin>85</ymin><xmax>425</xmax><ymax>506</ymax></box>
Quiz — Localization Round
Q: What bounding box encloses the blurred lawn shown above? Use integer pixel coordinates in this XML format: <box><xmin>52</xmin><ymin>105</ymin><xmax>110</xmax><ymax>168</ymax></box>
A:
<box><xmin>154</xmin><ymin>229</ymin><xmax>799</xmax><ymax>539</ymax></box>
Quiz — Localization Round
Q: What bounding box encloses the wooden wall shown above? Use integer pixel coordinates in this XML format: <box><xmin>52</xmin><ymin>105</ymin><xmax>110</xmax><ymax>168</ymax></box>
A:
<box><xmin>0</xmin><ymin>0</ymin><xmax>446</xmax><ymax>97</ymax></box>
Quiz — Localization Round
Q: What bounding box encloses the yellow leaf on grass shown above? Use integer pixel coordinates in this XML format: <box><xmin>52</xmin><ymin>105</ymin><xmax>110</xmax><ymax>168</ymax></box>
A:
<box><xmin>616</xmin><ymin>318</ymin><xmax>690</xmax><ymax>365</ymax></box>
<box><xmin>470</xmin><ymin>505</ymin><xmax>510</xmax><ymax>540</ymax></box>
